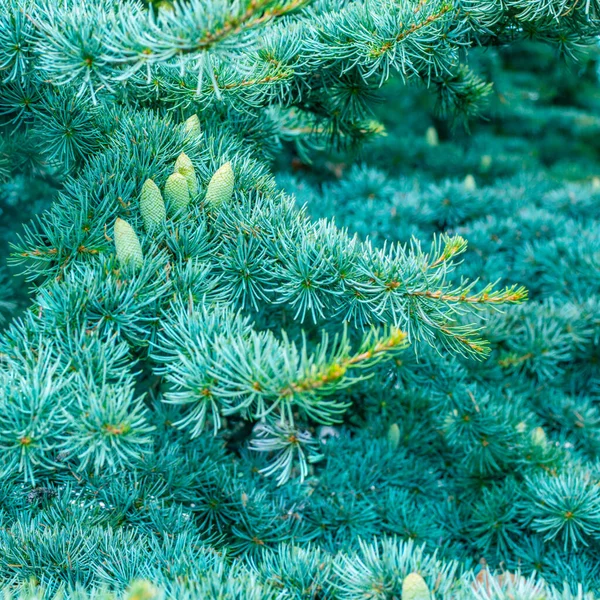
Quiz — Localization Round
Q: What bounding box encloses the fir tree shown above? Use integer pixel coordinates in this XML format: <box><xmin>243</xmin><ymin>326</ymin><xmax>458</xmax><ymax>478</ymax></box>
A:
<box><xmin>0</xmin><ymin>0</ymin><xmax>599</xmax><ymax>598</ymax></box>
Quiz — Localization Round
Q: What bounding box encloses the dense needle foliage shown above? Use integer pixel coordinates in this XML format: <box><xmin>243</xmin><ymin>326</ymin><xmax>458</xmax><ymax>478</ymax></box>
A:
<box><xmin>0</xmin><ymin>0</ymin><xmax>599</xmax><ymax>598</ymax></box>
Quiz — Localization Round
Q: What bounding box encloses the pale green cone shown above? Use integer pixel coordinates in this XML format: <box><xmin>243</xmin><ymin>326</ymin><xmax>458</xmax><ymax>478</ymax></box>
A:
<box><xmin>463</xmin><ymin>174</ymin><xmax>476</xmax><ymax>191</ymax></box>
<box><xmin>164</xmin><ymin>172</ymin><xmax>190</xmax><ymax>214</ymax></box>
<box><xmin>184</xmin><ymin>114</ymin><xmax>201</xmax><ymax>139</ymax></box>
<box><xmin>114</xmin><ymin>218</ymin><xmax>143</xmax><ymax>268</ymax></box>
<box><xmin>402</xmin><ymin>573</ymin><xmax>431</xmax><ymax>600</ymax></box>
<box><xmin>140</xmin><ymin>178</ymin><xmax>166</xmax><ymax>233</ymax></box>
<box><xmin>387</xmin><ymin>423</ymin><xmax>400</xmax><ymax>450</ymax></box>
<box><xmin>402</xmin><ymin>573</ymin><xmax>430</xmax><ymax>600</ymax></box>
<box><xmin>125</xmin><ymin>579</ymin><xmax>161</xmax><ymax>600</ymax></box>
<box><xmin>174</xmin><ymin>152</ymin><xmax>199</xmax><ymax>197</ymax></box>
<box><xmin>480</xmin><ymin>154</ymin><xmax>493</xmax><ymax>172</ymax></box>
<box><xmin>531</xmin><ymin>426</ymin><xmax>548</xmax><ymax>447</ymax></box>
<box><xmin>205</xmin><ymin>161</ymin><xmax>234</xmax><ymax>209</ymax></box>
<box><xmin>425</xmin><ymin>126</ymin><xmax>439</xmax><ymax>147</ymax></box>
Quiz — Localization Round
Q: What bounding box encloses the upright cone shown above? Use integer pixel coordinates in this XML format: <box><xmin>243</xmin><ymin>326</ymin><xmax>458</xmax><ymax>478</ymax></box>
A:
<box><xmin>531</xmin><ymin>426</ymin><xmax>548</xmax><ymax>447</ymax></box>
<box><xmin>184</xmin><ymin>114</ymin><xmax>201</xmax><ymax>139</ymax></box>
<box><xmin>140</xmin><ymin>179</ymin><xmax>166</xmax><ymax>233</ymax></box>
<box><xmin>387</xmin><ymin>423</ymin><xmax>400</xmax><ymax>450</ymax></box>
<box><xmin>425</xmin><ymin>126</ymin><xmax>439</xmax><ymax>147</ymax></box>
<box><xmin>463</xmin><ymin>174</ymin><xmax>476</xmax><ymax>191</ymax></box>
<box><xmin>205</xmin><ymin>162</ymin><xmax>234</xmax><ymax>209</ymax></box>
<box><xmin>174</xmin><ymin>152</ymin><xmax>199</xmax><ymax>197</ymax></box>
<box><xmin>114</xmin><ymin>218</ymin><xmax>143</xmax><ymax>268</ymax></box>
<box><xmin>124</xmin><ymin>579</ymin><xmax>161</xmax><ymax>600</ymax></box>
<box><xmin>402</xmin><ymin>573</ymin><xmax>430</xmax><ymax>600</ymax></box>
<box><xmin>164</xmin><ymin>172</ymin><xmax>190</xmax><ymax>213</ymax></box>
<box><xmin>480</xmin><ymin>154</ymin><xmax>493</xmax><ymax>173</ymax></box>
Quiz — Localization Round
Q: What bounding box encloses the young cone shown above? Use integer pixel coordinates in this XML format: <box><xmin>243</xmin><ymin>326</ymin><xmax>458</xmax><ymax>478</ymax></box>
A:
<box><xmin>205</xmin><ymin>161</ymin><xmax>234</xmax><ymax>209</ymax></box>
<box><xmin>531</xmin><ymin>426</ymin><xmax>548</xmax><ymax>448</ymax></box>
<box><xmin>114</xmin><ymin>218</ymin><xmax>143</xmax><ymax>268</ymax></box>
<box><xmin>463</xmin><ymin>174</ymin><xmax>477</xmax><ymax>191</ymax></box>
<box><xmin>387</xmin><ymin>423</ymin><xmax>400</xmax><ymax>450</ymax></box>
<box><xmin>140</xmin><ymin>179</ymin><xmax>166</xmax><ymax>233</ymax></box>
<box><xmin>184</xmin><ymin>114</ymin><xmax>201</xmax><ymax>139</ymax></box>
<box><xmin>174</xmin><ymin>152</ymin><xmax>199</xmax><ymax>197</ymax></box>
<box><xmin>480</xmin><ymin>154</ymin><xmax>493</xmax><ymax>172</ymax></box>
<box><xmin>124</xmin><ymin>580</ymin><xmax>161</xmax><ymax>600</ymax></box>
<box><xmin>402</xmin><ymin>573</ymin><xmax>430</xmax><ymax>600</ymax></box>
<box><xmin>425</xmin><ymin>126</ymin><xmax>439</xmax><ymax>147</ymax></box>
<box><xmin>164</xmin><ymin>172</ymin><xmax>190</xmax><ymax>214</ymax></box>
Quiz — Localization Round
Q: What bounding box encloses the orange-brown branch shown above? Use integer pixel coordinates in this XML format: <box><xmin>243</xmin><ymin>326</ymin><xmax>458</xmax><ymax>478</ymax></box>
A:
<box><xmin>411</xmin><ymin>289</ymin><xmax>527</xmax><ymax>304</ymax></box>
<box><xmin>186</xmin><ymin>0</ymin><xmax>308</xmax><ymax>53</ymax></box>
<box><xmin>371</xmin><ymin>4</ymin><xmax>453</xmax><ymax>57</ymax></box>
<box><xmin>280</xmin><ymin>329</ymin><xmax>407</xmax><ymax>398</ymax></box>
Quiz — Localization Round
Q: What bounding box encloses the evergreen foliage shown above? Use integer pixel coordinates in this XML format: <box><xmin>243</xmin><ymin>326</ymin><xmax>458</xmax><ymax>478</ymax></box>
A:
<box><xmin>0</xmin><ymin>0</ymin><xmax>598</xmax><ymax>598</ymax></box>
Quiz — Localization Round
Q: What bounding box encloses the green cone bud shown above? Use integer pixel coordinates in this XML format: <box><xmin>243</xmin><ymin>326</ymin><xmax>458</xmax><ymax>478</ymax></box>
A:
<box><xmin>365</xmin><ymin>119</ymin><xmax>386</xmax><ymax>136</ymax></box>
<box><xmin>174</xmin><ymin>152</ymin><xmax>198</xmax><ymax>197</ymax></box>
<box><xmin>140</xmin><ymin>179</ymin><xmax>166</xmax><ymax>233</ymax></box>
<box><xmin>531</xmin><ymin>426</ymin><xmax>547</xmax><ymax>447</ymax></box>
<box><xmin>114</xmin><ymin>218</ymin><xmax>143</xmax><ymax>268</ymax></box>
<box><xmin>463</xmin><ymin>174</ymin><xmax>476</xmax><ymax>191</ymax></box>
<box><xmin>425</xmin><ymin>126</ymin><xmax>439</xmax><ymax>147</ymax></box>
<box><xmin>184</xmin><ymin>114</ymin><xmax>201</xmax><ymax>139</ymax></box>
<box><xmin>125</xmin><ymin>579</ymin><xmax>161</xmax><ymax>600</ymax></box>
<box><xmin>402</xmin><ymin>573</ymin><xmax>430</xmax><ymax>600</ymax></box>
<box><xmin>205</xmin><ymin>161</ymin><xmax>234</xmax><ymax>209</ymax></box>
<box><xmin>164</xmin><ymin>172</ymin><xmax>190</xmax><ymax>214</ymax></box>
<box><xmin>387</xmin><ymin>423</ymin><xmax>400</xmax><ymax>450</ymax></box>
<box><xmin>480</xmin><ymin>154</ymin><xmax>493</xmax><ymax>172</ymax></box>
